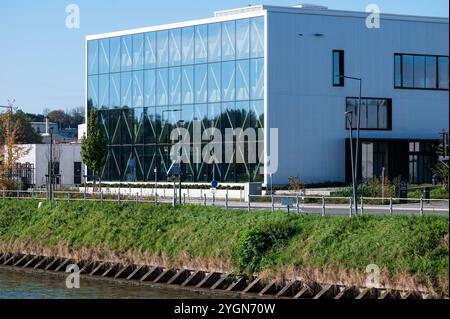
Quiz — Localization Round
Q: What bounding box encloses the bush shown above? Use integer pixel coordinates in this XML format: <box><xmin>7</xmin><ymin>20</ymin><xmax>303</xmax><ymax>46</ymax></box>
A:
<box><xmin>333</xmin><ymin>177</ymin><xmax>400</xmax><ymax>198</ymax></box>
<box><xmin>233</xmin><ymin>222</ymin><xmax>296</xmax><ymax>274</ymax></box>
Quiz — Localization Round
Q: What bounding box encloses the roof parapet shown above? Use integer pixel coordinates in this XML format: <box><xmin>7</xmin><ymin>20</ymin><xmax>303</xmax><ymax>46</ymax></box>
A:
<box><xmin>214</xmin><ymin>5</ymin><xmax>264</xmax><ymax>17</ymax></box>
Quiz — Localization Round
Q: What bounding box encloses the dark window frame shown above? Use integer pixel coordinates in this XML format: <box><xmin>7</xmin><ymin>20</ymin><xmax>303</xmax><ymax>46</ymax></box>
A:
<box><xmin>394</xmin><ymin>53</ymin><xmax>449</xmax><ymax>91</ymax></box>
<box><xmin>333</xmin><ymin>50</ymin><xmax>345</xmax><ymax>87</ymax></box>
<box><xmin>345</xmin><ymin>97</ymin><xmax>392</xmax><ymax>131</ymax></box>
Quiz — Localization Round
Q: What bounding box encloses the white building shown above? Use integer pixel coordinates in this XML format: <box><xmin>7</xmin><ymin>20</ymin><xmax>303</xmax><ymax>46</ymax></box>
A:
<box><xmin>16</xmin><ymin>143</ymin><xmax>84</xmax><ymax>188</ymax></box>
<box><xmin>85</xmin><ymin>4</ymin><xmax>449</xmax><ymax>185</ymax></box>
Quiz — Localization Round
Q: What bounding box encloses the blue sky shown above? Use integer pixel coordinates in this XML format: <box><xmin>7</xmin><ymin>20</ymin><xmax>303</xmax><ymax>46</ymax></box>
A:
<box><xmin>0</xmin><ymin>0</ymin><xmax>448</xmax><ymax>114</ymax></box>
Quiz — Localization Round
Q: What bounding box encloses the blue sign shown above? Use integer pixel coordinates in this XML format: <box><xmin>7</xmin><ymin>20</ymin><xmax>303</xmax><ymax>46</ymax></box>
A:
<box><xmin>281</xmin><ymin>198</ymin><xmax>293</xmax><ymax>207</ymax></box>
<box><xmin>211</xmin><ymin>180</ymin><xmax>219</xmax><ymax>188</ymax></box>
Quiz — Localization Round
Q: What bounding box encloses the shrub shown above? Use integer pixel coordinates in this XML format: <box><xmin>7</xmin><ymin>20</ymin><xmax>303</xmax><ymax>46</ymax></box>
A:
<box><xmin>233</xmin><ymin>222</ymin><xmax>296</xmax><ymax>274</ymax></box>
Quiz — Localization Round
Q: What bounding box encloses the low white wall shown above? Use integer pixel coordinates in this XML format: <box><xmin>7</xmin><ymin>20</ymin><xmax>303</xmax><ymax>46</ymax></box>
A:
<box><xmin>80</xmin><ymin>187</ymin><xmax>246</xmax><ymax>200</ymax></box>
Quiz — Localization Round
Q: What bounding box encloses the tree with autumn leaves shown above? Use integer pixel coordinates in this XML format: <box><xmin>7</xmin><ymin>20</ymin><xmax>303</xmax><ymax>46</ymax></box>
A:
<box><xmin>0</xmin><ymin>111</ymin><xmax>30</xmax><ymax>190</ymax></box>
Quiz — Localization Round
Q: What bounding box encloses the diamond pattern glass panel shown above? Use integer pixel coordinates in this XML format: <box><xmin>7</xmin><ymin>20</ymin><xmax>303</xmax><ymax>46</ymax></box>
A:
<box><xmin>144</xmin><ymin>32</ymin><xmax>156</xmax><ymax>69</ymax></box>
<box><xmin>88</xmin><ymin>17</ymin><xmax>265</xmax><ymax>183</ymax></box>
<box><xmin>169</xmin><ymin>28</ymin><xmax>181</xmax><ymax>66</ymax></box>
<box><xmin>121</xmin><ymin>36</ymin><xmax>132</xmax><ymax>72</ymax></box>
<box><xmin>99</xmin><ymin>39</ymin><xmax>110</xmax><ymax>74</ymax></box>
<box><xmin>195</xmin><ymin>25</ymin><xmax>207</xmax><ymax>64</ymax></box>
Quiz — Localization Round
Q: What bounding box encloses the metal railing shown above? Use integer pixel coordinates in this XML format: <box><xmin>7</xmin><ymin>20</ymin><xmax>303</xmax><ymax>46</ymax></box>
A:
<box><xmin>0</xmin><ymin>189</ymin><xmax>448</xmax><ymax>217</ymax></box>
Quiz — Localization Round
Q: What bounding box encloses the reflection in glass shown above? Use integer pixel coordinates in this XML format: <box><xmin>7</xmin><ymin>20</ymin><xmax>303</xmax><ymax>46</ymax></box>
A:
<box><xmin>394</xmin><ymin>55</ymin><xmax>402</xmax><ymax>87</ymax></box>
<box><xmin>195</xmin><ymin>64</ymin><xmax>207</xmax><ymax>103</ymax></box>
<box><xmin>195</xmin><ymin>25</ymin><xmax>208</xmax><ymax>64</ymax></box>
<box><xmin>236</xmin><ymin>60</ymin><xmax>249</xmax><ymax>101</ymax></box>
<box><xmin>378</xmin><ymin>100</ymin><xmax>388</xmax><ymax>129</ymax></box>
<box><xmin>182</xmin><ymin>27</ymin><xmax>194</xmax><ymax>65</ymax></box>
<box><xmin>222</xmin><ymin>61</ymin><xmax>235</xmax><ymax>102</ymax></box>
<box><xmin>182</xmin><ymin>65</ymin><xmax>194</xmax><ymax>104</ymax></box>
<box><xmin>208</xmin><ymin>23</ymin><xmax>221</xmax><ymax>63</ymax></box>
<box><xmin>88</xmin><ymin>75</ymin><xmax>99</xmax><ymax>109</ymax></box>
<box><xmin>110</xmin><ymin>37</ymin><xmax>121</xmax><ymax>73</ymax></box>
<box><xmin>121</xmin><ymin>36</ymin><xmax>132</xmax><ymax>72</ymax></box>
<box><xmin>99</xmin><ymin>39</ymin><xmax>110</xmax><ymax>74</ymax></box>
<box><xmin>250</xmin><ymin>58</ymin><xmax>264</xmax><ymax>100</ymax></box>
<box><xmin>402</xmin><ymin>55</ymin><xmax>414</xmax><ymax>87</ymax></box>
<box><xmin>236</xmin><ymin>19</ymin><xmax>250</xmax><ymax>59</ymax></box>
<box><xmin>157</xmin><ymin>68</ymin><xmax>169</xmax><ymax>106</ymax></box>
<box><xmin>88</xmin><ymin>40</ymin><xmax>98</xmax><ymax>75</ymax></box>
<box><xmin>169</xmin><ymin>67</ymin><xmax>181</xmax><ymax>105</ymax></box>
<box><xmin>121</xmin><ymin>72</ymin><xmax>132</xmax><ymax>107</ymax></box>
<box><xmin>134</xmin><ymin>108</ymin><xmax>144</xmax><ymax>144</ymax></box>
<box><xmin>250</xmin><ymin>100</ymin><xmax>264</xmax><ymax>130</ymax></box>
<box><xmin>157</xmin><ymin>30</ymin><xmax>169</xmax><ymax>68</ymax></box>
<box><xmin>99</xmin><ymin>74</ymin><xmax>109</xmax><ymax>109</ymax></box>
<box><xmin>144</xmin><ymin>32</ymin><xmax>157</xmax><ymax>69</ymax></box>
<box><xmin>208</xmin><ymin>63</ymin><xmax>221</xmax><ymax>103</ymax></box>
<box><xmin>169</xmin><ymin>28</ymin><xmax>181</xmax><ymax>66</ymax></box>
<box><xmin>145</xmin><ymin>107</ymin><xmax>157</xmax><ymax>144</ymax></box>
<box><xmin>425</xmin><ymin>56</ymin><xmax>437</xmax><ymax>89</ymax></box>
<box><xmin>438</xmin><ymin>57</ymin><xmax>449</xmax><ymax>89</ymax></box>
<box><xmin>110</xmin><ymin>73</ymin><xmax>121</xmax><ymax>108</ymax></box>
<box><xmin>132</xmin><ymin>71</ymin><xmax>144</xmax><ymax>108</ymax></box>
<box><xmin>144</xmin><ymin>69</ymin><xmax>156</xmax><ymax>106</ymax></box>
<box><xmin>251</xmin><ymin>17</ymin><xmax>264</xmax><ymax>58</ymax></box>
<box><xmin>133</xmin><ymin>34</ymin><xmax>144</xmax><ymax>70</ymax></box>
<box><xmin>413</xmin><ymin>56</ymin><xmax>425</xmax><ymax>88</ymax></box>
<box><xmin>90</xmin><ymin>17</ymin><xmax>265</xmax><ymax>183</ymax></box>
<box><xmin>222</xmin><ymin>21</ymin><xmax>235</xmax><ymax>61</ymax></box>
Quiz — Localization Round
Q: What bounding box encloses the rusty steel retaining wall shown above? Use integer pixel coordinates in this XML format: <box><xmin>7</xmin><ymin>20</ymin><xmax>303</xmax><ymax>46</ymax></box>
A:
<box><xmin>0</xmin><ymin>252</ymin><xmax>436</xmax><ymax>299</ymax></box>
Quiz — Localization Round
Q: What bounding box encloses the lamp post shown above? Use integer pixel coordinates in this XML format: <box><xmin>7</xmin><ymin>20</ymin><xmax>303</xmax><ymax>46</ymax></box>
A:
<box><xmin>345</xmin><ymin>111</ymin><xmax>357</xmax><ymax>217</ymax></box>
<box><xmin>340</xmin><ymin>75</ymin><xmax>362</xmax><ymax>214</ymax></box>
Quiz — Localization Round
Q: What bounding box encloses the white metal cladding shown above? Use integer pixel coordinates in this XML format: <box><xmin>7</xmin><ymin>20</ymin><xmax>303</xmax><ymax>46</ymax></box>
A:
<box><xmin>266</xmin><ymin>9</ymin><xmax>448</xmax><ymax>184</ymax></box>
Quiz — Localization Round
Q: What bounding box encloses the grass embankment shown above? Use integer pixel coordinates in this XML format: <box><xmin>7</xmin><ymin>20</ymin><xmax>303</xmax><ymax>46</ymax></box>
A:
<box><xmin>0</xmin><ymin>200</ymin><xmax>448</xmax><ymax>295</ymax></box>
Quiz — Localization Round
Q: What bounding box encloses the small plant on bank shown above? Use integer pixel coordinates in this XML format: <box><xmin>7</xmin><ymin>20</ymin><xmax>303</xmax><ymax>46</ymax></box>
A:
<box><xmin>233</xmin><ymin>222</ymin><xmax>297</xmax><ymax>274</ymax></box>
<box><xmin>288</xmin><ymin>176</ymin><xmax>304</xmax><ymax>194</ymax></box>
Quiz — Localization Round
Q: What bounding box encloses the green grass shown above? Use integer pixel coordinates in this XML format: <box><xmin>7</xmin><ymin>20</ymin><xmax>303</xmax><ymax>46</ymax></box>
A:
<box><xmin>0</xmin><ymin>200</ymin><xmax>448</xmax><ymax>293</ymax></box>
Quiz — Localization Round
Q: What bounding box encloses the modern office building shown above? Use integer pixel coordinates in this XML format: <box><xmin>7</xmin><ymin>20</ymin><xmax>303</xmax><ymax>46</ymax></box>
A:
<box><xmin>86</xmin><ymin>4</ymin><xmax>449</xmax><ymax>185</ymax></box>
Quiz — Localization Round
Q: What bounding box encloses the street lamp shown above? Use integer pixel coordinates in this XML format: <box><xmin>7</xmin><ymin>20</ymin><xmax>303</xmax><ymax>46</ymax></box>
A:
<box><xmin>345</xmin><ymin>111</ymin><xmax>357</xmax><ymax>217</ymax></box>
<box><xmin>340</xmin><ymin>75</ymin><xmax>362</xmax><ymax>214</ymax></box>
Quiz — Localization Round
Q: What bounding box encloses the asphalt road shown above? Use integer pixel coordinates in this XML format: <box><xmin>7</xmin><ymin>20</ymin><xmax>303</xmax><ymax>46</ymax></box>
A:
<box><xmin>152</xmin><ymin>197</ymin><xmax>449</xmax><ymax>217</ymax></box>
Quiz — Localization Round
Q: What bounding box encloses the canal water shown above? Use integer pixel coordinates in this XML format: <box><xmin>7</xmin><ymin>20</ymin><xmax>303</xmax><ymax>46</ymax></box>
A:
<box><xmin>0</xmin><ymin>268</ymin><xmax>235</xmax><ymax>299</ymax></box>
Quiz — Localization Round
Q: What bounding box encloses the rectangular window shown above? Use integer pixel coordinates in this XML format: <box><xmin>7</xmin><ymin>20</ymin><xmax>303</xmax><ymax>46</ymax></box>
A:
<box><xmin>438</xmin><ymin>57</ymin><xmax>449</xmax><ymax>89</ymax></box>
<box><xmin>346</xmin><ymin>97</ymin><xmax>392</xmax><ymax>130</ymax></box>
<box><xmin>333</xmin><ymin>50</ymin><xmax>344</xmax><ymax>86</ymax></box>
<box><xmin>395</xmin><ymin>53</ymin><xmax>449</xmax><ymax>90</ymax></box>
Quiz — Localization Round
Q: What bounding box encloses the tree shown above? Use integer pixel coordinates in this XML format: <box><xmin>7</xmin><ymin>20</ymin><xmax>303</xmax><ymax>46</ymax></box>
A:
<box><xmin>47</xmin><ymin>109</ymin><xmax>70</xmax><ymax>128</ymax></box>
<box><xmin>81</xmin><ymin>109</ymin><xmax>106</xmax><ymax>190</ymax></box>
<box><xmin>0</xmin><ymin>111</ymin><xmax>42</xmax><ymax>144</ymax></box>
<box><xmin>0</xmin><ymin>111</ymin><xmax>30</xmax><ymax>190</ymax></box>
<box><xmin>434</xmin><ymin>132</ymin><xmax>449</xmax><ymax>191</ymax></box>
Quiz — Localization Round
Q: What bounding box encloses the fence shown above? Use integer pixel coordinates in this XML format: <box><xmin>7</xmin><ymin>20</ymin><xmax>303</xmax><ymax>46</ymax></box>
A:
<box><xmin>1</xmin><ymin>189</ymin><xmax>448</xmax><ymax>217</ymax></box>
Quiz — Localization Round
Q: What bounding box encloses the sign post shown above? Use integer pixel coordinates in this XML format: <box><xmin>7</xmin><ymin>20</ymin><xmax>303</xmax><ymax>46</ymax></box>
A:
<box><xmin>167</xmin><ymin>162</ymin><xmax>182</xmax><ymax>208</ymax></box>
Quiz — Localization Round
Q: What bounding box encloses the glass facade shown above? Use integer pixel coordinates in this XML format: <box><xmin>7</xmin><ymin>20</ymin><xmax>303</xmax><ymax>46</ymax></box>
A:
<box><xmin>87</xmin><ymin>16</ymin><xmax>265</xmax><ymax>183</ymax></box>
